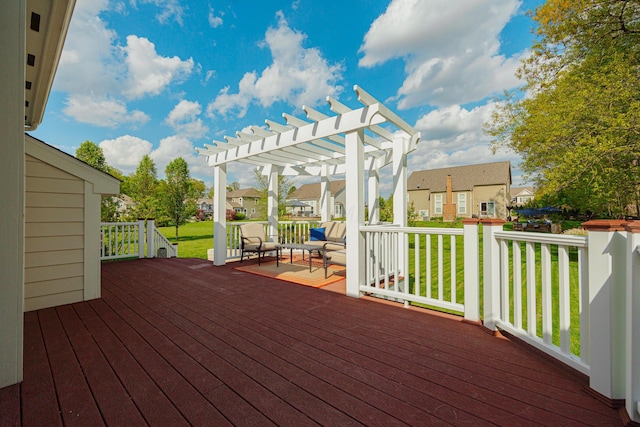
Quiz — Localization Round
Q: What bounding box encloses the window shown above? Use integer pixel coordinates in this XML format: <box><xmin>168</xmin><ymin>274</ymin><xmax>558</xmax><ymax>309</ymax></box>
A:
<box><xmin>480</xmin><ymin>201</ymin><xmax>495</xmax><ymax>217</ymax></box>
<box><xmin>251</xmin><ymin>208</ymin><xmax>256</xmax><ymax>214</ymax></box>
<box><xmin>434</xmin><ymin>194</ymin><xmax>442</xmax><ymax>214</ymax></box>
<box><xmin>458</xmin><ymin>193</ymin><xmax>466</xmax><ymax>214</ymax></box>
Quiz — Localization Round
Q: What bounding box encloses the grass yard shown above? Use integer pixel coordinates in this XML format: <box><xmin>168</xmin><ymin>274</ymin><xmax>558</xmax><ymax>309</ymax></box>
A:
<box><xmin>158</xmin><ymin>221</ymin><xmax>215</xmax><ymax>259</ymax></box>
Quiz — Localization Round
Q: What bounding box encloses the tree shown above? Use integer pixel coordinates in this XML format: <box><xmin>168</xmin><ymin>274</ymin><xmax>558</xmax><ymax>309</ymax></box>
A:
<box><xmin>131</xmin><ymin>155</ymin><xmax>161</xmax><ymax>220</ymax></box>
<box><xmin>76</xmin><ymin>140</ymin><xmax>107</xmax><ymax>172</ymax></box>
<box><xmin>252</xmin><ymin>168</ymin><xmax>294</xmax><ymax>219</ymax></box>
<box><xmin>161</xmin><ymin>158</ymin><xmax>194</xmax><ymax>239</ymax></box>
<box><xmin>486</xmin><ymin>0</ymin><xmax>640</xmax><ymax>217</ymax></box>
<box><xmin>76</xmin><ymin>141</ymin><xmax>127</xmax><ymax>221</ymax></box>
<box><xmin>227</xmin><ymin>182</ymin><xmax>240</xmax><ymax>192</ymax></box>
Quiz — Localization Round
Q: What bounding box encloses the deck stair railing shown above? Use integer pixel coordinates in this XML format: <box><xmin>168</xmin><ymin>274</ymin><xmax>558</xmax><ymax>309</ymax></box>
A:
<box><xmin>100</xmin><ymin>219</ymin><xmax>177</xmax><ymax>260</ymax></box>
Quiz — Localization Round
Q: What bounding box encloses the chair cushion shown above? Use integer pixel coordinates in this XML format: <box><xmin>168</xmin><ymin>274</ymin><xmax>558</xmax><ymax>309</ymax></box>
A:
<box><xmin>326</xmin><ymin>249</ymin><xmax>346</xmax><ymax>266</ymax></box>
<box><xmin>310</xmin><ymin>227</ymin><xmax>326</xmax><ymax>241</ymax></box>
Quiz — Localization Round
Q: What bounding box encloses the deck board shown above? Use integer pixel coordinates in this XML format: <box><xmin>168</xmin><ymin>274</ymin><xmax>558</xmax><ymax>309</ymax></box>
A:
<box><xmin>1</xmin><ymin>258</ymin><xmax>624</xmax><ymax>426</ymax></box>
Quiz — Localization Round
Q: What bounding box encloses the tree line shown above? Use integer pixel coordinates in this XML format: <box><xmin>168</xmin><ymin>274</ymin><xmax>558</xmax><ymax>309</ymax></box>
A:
<box><xmin>76</xmin><ymin>141</ymin><xmax>204</xmax><ymax>239</ymax></box>
<box><xmin>486</xmin><ymin>0</ymin><xmax>640</xmax><ymax>218</ymax></box>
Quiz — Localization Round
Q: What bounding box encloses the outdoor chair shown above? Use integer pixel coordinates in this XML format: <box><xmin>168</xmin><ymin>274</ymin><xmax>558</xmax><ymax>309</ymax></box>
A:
<box><xmin>239</xmin><ymin>223</ymin><xmax>279</xmax><ymax>265</ymax></box>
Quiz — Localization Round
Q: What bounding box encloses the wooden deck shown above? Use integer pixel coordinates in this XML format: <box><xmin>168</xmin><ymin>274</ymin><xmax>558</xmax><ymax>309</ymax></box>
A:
<box><xmin>1</xmin><ymin>258</ymin><xmax>624</xmax><ymax>426</ymax></box>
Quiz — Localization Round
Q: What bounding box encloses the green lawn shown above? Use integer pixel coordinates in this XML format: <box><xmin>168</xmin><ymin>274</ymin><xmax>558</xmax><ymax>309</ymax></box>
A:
<box><xmin>158</xmin><ymin>221</ymin><xmax>215</xmax><ymax>259</ymax></box>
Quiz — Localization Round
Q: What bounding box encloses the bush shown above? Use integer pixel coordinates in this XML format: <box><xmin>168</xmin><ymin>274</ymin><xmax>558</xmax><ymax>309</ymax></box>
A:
<box><xmin>235</xmin><ymin>213</ymin><xmax>246</xmax><ymax>221</ymax></box>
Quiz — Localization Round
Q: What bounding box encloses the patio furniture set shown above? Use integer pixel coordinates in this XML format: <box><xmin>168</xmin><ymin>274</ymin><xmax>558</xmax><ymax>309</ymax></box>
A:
<box><xmin>239</xmin><ymin>221</ymin><xmax>346</xmax><ymax>277</ymax></box>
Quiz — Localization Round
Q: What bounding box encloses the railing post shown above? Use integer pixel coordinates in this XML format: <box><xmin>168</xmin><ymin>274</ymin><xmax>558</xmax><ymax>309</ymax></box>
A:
<box><xmin>480</xmin><ymin>218</ymin><xmax>505</xmax><ymax>331</ymax></box>
<box><xmin>137</xmin><ymin>219</ymin><xmax>145</xmax><ymax>258</ymax></box>
<box><xmin>625</xmin><ymin>221</ymin><xmax>640</xmax><ymax>422</ymax></box>
<box><xmin>147</xmin><ymin>219</ymin><xmax>155</xmax><ymax>258</ymax></box>
<box><xmin>463</xmin><ymin>218</ymin><xmax>480</xmax><ymax>322</ymax></box>
<box><xmin>582</xmin><ymin>220</ymin><xmax>627</xmax><ymax>403</ymax></box>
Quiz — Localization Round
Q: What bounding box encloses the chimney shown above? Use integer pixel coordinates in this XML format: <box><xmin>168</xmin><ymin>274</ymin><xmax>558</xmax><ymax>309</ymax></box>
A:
<box><xmin>443</xmin><ymin>174</ymin><xmax>456</xmax><ymax>222</ymax></box>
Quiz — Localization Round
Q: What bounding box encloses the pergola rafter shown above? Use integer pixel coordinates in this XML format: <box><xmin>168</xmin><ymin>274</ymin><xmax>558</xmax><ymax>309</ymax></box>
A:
<box><xmin>199</xmin><ymin>85</ymin><xmax>420</xmax><ymax>298</ymax></box>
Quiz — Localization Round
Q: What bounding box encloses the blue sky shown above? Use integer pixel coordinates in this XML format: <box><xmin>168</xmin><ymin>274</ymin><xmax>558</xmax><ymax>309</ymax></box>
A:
<box><xmin>32</xmin><ymin>0</ymin><xmax>544</xmax><ymax>195</ymax></box>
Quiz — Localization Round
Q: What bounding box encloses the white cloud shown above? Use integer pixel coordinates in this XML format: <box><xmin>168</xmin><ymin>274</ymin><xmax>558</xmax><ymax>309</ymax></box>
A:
<box><xmin>414</xmin><ymin>103</ymin><xmax>496</xmax><ymax>148</ymax></box>
<box><xmin>165</xmin><ymin>100</ymin><xmax>209</xmax><ymax>139</ymax></box>
<box><xmin>208</xmin><ymin>11</ymin><xmax>343</xmax><ymax>118</ymax></box>
<box><xmin>208</xmin><ymin>7</ymin><xmax>223</xmax><ymax>28</ymax></box>
<box><xmin>123</xmin><ymin>35</ymin><xmax>194</xmax><ymax>99</ymax></box>
<box><xmin>63</xmin><ymin>95</ymin><xmax>149</xmax><ymax>128</ymax></box>
<box><xmin>99</xmin><ymin>135</ymin><xmax>153</xmax><ymax>173</ymax></box>
<box><xmin>360</xmin><ymin>0</ymin><xmax>524</xmax><ymax>108</ymax></box>
<box><xmin>136</xmin><ymin>0</ymin><xmax>185</xmax><ymax>25</ymax></box>
<box><xmin>54</xmin><ymin>2</ymin><xmax>194</xmax><ymax>127</ymax></box>
<box><xmin>150</xmin><ymin>135</ymin><xmax>209</xmax><ymax>177</ymax></box>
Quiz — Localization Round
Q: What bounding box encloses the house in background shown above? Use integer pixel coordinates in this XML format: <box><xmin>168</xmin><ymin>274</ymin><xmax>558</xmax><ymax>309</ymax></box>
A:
<box><xmin>227</xmin><ymin>188</ymin><xmax>264</xmax><ymax>219</ymax></box>
<box><xmin>511</xmin><ymin>186</ymin><xmax>535</xmax><ymax>206</ymax></box>
<box><xmin>25</xmin><ymin>134</ymin><xmax>119</xmax><ymax>312</ymax></box>
<box><xmin>287</xmin><ymin>180</ymin><xmax>346</xmax><ymax>218</ymax></box>
<box><xmin>196</xmin><ymin>197</ymin><xmax>214</xmax><ymax>220</ymax></box>
<box><xmin>407</xmin><ymin>161</ymin><xmax>512</xmax><ymax>220</ymax></box>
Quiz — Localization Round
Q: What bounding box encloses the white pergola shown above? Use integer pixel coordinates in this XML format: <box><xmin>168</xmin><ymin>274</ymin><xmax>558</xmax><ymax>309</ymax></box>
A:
<box><xmin>198</xmin><ymin>85</ymin><xmax>420</xmax><ymax>297</ymax></box>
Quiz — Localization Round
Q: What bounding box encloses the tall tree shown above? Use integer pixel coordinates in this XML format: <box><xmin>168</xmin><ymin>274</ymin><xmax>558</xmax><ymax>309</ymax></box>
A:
<box><xmin>131</xmin><ymin>155</ymin><xmax>160</xmax><ymax>220</ymax></box>
<box><xmin>161</xmin><ymin>158</ymin><xmax>194</xmax><ymax>239</ymax></box>
<box><xmin>252</xmin><ymin>168</ymin><xmax>293</xmax><ymax>219</ymax></box>
<box><xmin>76</xmin><ymin>140</ymin><xmax>125</xmax><ymax>221</ymax></box>
<box><xmin>486</xmin><ymin>0</ymin><xmax>640</xmax><ymax>217</ymax></box>
<box><xmin>75</xmin><ymin>140</ymin><xmax>107</xmax><ymax>172</ymax></box>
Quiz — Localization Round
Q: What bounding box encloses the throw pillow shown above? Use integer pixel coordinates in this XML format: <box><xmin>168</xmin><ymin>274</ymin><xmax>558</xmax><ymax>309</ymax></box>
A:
<box><xmin>309</xmin><ymin>227</ymin><xmax>326</xmax><ymax>241</ymax></box>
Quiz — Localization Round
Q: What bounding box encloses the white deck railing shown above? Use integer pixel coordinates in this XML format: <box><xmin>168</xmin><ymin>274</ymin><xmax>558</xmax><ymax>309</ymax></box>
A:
<box><xmin>361</xmin><ymin>225</ymin><xmax>469</xmax><ymax>315</ymax></box>
<box><xmin>100</xmin><ymin>219</ymin><xmax>177</xmax><ymax>260</ymax></box>
<box><xmin>101</xmin><ymin>221</ymin><xmax>144</xmax><ymax>260</ymax></box>
<box><xmin>490</xmin><ymin>230</ymin><xmax>589</xmax><ymax>375</ymax></box>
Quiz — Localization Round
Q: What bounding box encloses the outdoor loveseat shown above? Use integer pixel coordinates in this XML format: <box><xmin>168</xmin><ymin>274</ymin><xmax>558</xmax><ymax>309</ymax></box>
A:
<box><xmin>302</xmin><ymin>221</ymin><xmax>347</xmax><ymax>278</ymax></box>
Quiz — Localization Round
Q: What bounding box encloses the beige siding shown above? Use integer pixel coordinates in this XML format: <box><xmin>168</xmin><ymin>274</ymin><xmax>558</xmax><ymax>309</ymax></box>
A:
<box><xmin>408</xmin><ymin>189</ymin><xmax>430</xmax><ymax>217</ymax></box>
<box><xmin>24</xmin><ymin>155</ymin><xmax>84</xmax><ymax>311</ymax></box>
<box><xmin>473</xmin><ymin>185</ymin><xmax>510</xmax><ymax>219</ymax></box>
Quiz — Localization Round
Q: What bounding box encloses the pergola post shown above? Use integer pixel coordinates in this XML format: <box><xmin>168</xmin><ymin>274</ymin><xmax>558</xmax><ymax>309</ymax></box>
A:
<box><xmin>213</xmin><ymin>165</ymin><xmax>227</xmax><ymax>266</ymax></box>
<box><xmin>266</xmin><ymin>165</ymin><xmax>279</xmax><ymax>240</ymax></box>
<box><xmin>320</xmin><ymin>165</ymin><xmax>331</xmax><ymax>221</ymax></box>
<box><xmin>345</xmin><ymin>129</ymin><xmax>365</xmax><ymax>298</ymax></box>
<box><xmin>393</xmin><ymin>135</ymin><xmax>408</xmax><ymax>284</ymax></box>
<box><xmin>367</xmin><ymin>170</ymin><xmax>380</xmax><ymax>224</ymax></box>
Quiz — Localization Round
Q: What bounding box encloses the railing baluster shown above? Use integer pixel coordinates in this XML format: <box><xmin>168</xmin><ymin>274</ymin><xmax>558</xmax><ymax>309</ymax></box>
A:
<box><xmin>541</xmin><ymin>243</ymin><xmax>552</xmax><ymax>345</ymax></box>
<box><xmin>559</xmin><ymin>245</ymin><xmax>571</xmax><ymax>354</ymax></box>
<box><xmin>426</xmin><ymin>234</ymin><xmax>431</xmax><ymax>299</ymax></box>
<box><xmin>526</xmin><ymin>241</ymin><xmax>537</xmax><ymax>337</ymax></box>
<box><xmin>414</xmin><ymin>233</ymin><xmax>421</xmax><ymax>297</ymax></box>
<box><xmin>451</xmin><ymin>235</ymin><xmax>456</xmax><ymax>304</ymax></box>
<box><xmin>579</xmin><ymin>246</ymin><xmax>589</xmax><ymax>365</ymax></box>
<box><xmin>500</xmin><ymin>239</ymin><xmax>510</xmax><ymax>323</ymax></box>
<box><xmin>437</xmin><ymin>234</ymin><xmax>443</xmax><ymax>301</ymax></box>
<box><xmin>513</xmin><ymin>240</ymin><xmax>522</xmax><ymax>330</ymax></box>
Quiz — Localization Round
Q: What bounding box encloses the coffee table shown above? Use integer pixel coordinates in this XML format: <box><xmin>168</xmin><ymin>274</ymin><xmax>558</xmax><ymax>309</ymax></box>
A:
<box><xmin>277</xmin><ymin>243</ymin><xmax>323</xmax><ymax>272</ymax></box>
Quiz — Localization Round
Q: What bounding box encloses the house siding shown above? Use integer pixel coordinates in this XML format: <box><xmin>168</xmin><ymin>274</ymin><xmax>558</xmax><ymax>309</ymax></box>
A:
<box><xmin>24</xmin><ymin>155</ymin><xmax>85</xmax><ymax>311</ymax></box>
<box><xmin>473</xmin><ymin>184</ymin><xmax>510</xmax><ymax>218</ymax></box>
